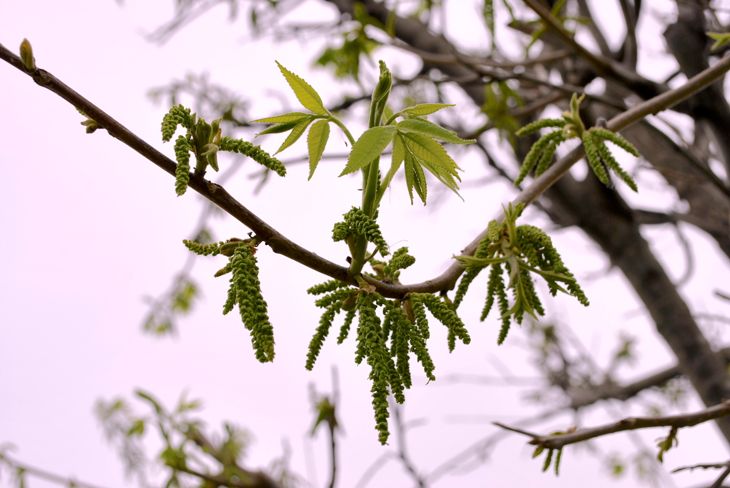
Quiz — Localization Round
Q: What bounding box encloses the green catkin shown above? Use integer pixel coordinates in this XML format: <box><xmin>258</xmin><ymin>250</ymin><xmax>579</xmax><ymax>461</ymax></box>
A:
<box><xmin>534</xmin><ymin>134</ymin><xmax>564</xmax><ymax>176</ymax></box>
<box><xmin>516</xmin><ymin>225</ymin><xmax>589</xmax><ymax>305</ymax></box>
<box><xmin>406</xmin><ymin>315</ymin><xmax>436</xmax><ymax>382</ymax></box>
<box><xmin>593</xmin><ymin>136</ymin><xmax>639</xmax><ymax>191</ymax></box>
<box><xmin>332</xmin><ymin>208</ymin><xmax>389</xmax><ymax>257</ymax></box>
<box><xmin>515</xmin><ymin>131</ymin><xmax>566</xmax><ymax>185</ymax></box>
<box><xmin>337</xmin><ymin>308</ymin><xmax>356</xmax><ymax>344</ymax></box>
<box><xmin>523</xmin><ymin>269</ymin><xmax>546</xmax><ymax>317</ymax></box>
<box><xmin>383</xmin><ymin>247</ymin><xmax>416</xmax><ymax>281</ymax></box>
<box><xmin>219</xmin><ymin>136</ymin><xmax>287</xmax><ymax>176</ymax></box>
<box><xmin>588</xmin><ymin>128</ymin><xmax>640</xmax><ymax>157</ymax></box>
<box><xmin>355</xmin><ymin>293</ymin><xmax>392</xmax><ymax>444</ymax></box>
<box><xmin>229</xmin><ymin>244</ymin><xmax>275</xmax><ymax>362</ymax></box>
<box><xmin>414</xmin><ymin>294</ymin><xmax>471</xmax><ymax>352</ymax></box>
<box><xmin>481</xmin><ymin>262</ymin><xmax>502</xmax><ymax>321</ymax></box>
<box><xmin>314</xmin><ymin>288</ymin><xmax>354</xmax><ymax>308</ymax></box>
<box><xmin>581</xmin><ymin>132</ymin><xmax>611</xmax><ymax>186</ymax></box>
<box><xmin>410</xmin><ymin>297</ymin><xmax>430</xmax><ymax>340</ymax></box>
<box><xmin>307</xmin><ymin>279</ymin><xmax>349</xmax><ymax>295</ymax></box>
<box><xmin>484</xmin><ymin>263</ymin><xmax>511</xmax><ymax>344</ymax></box>
<box><xmin>222</xmin><ymin>285</ymin><xmax>237</xmax><ymax>315</ymax></box>
<box><xmin>161</xmin><ymin>105</ymin><xmax>193</xmax><ymax>141</ymax></box>
<box><xmin>454</xmin><ymin>229</ymin><xmax>495</xmax><ymax>308</ymax></box>
<box><xmin>515</xmin><ymin>118</ymin><xmax>566</xmax><ymax>136</ymax></box>
<box><xmin>182</xmin><ymin>240</ymin><xmax>222</xmax><ymax>256</ymax></box>
<box><xmin>174</xmin><ymin>135</ymin><xmax>192</xmax><ymax>196</ymax></box>
<box><xmin>305</xmin><ymin>302</ymin><xmax>341</xmax><ymax>370</ymax></box>
<box><xmin>389</xmin><ymin>305</ymin><xmax>412</xmax><ymax>389</ymax></box>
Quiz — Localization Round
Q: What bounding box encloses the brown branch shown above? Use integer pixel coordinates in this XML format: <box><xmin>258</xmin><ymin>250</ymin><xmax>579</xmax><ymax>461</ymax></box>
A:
<box><xmin>2</xmin><ymin>38</ymin><xmax>730</xmax><ymax>300</ymax></box>
<box><xmin>521</xmin><ymin>0</ymin><xmax>663</xmax><ymax>99</ymax></box>
<box><xmin>673</xmin><ymin>460</ymin><xmax>730</xmax><ymax>474</ymax></box>
<box><xmin>494</xmin><ymin>400</ymin><xmax>730</xmax><ymax>450</ymax></box>
<box><xmin>0</xmin><ymin>451</ymin><xmax>109</xmax><ymax>488</ymax></box>
<box><xmin>367</xmin><ymin>50</ymin><xmax>730</xmax><ymax>297</ymax></box>
<box><xmin>184</xmin><ymin>426</ymin><xmax>280</xmax><ymax>488</ymax></box>
<box><xmin>0</xmin><ymin>41</ymin><xmax>353</xmax><ymax>287</ymax></box>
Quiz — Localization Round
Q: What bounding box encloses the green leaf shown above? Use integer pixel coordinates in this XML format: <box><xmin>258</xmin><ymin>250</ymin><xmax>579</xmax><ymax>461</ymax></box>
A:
<box><xmin>160</xmin><ymin>446</ymin><xmax>187</xmax><ymax>470</ymax></box>
<box><xmin>397</xmin><ymin>118</ymin><xmax>475</xmax><ymax>144</ymax></box>
<box><xmin>401</xmin><ymin>133</ymin><xmax>461</xmax><ymax>195</ymax></box>
<box><xmin>340</xmin><ymin>125</ymin><xmax>396</xmax><ymax>176</ymax></box>
<box><xmin>275</xmin><ymin>117</ymin><xmax>312</xmax><ymax>154</ymax></box>
<box><xmin>126</xmin><ymin>419</ymin><xmax>146</xmax><ymax>437</ymax></box>
<box><xmin>708</xmin><ymin>32</ymin><xmax>730</xmax><ymax>51</ymax></box>
<box><xmin>134</xmin><ymin>389</ymin><xmax>163</xmax><ymax>415</ymax></box>
<box><xmin>275</xmin><ymin>61</ymin><xmax>328</xmax><ymax>115</ymax></box>
<box><xmin>256</xmin><ymin>119</ymin><xmax>305</xmax><ymax>136</ymax></box>
<box><xmin>307</xmin><ymin>119</ymin><xmax>330</xmax><ymax>179</ymax></box>
<box><xmin>251</xmin><ymin>112</ymin><xmax>312</xmax><ymax>124</ymax></box>
<box><xmin>404</xmin><ymin>153</ymin><xmax>428</xmax><ymax>204</ymax></box>
<box><xmin>399</xmin><ymin>103</ymin><xmax>455</xmax><ymax>117</ymax></box>
<box><xmin>378</xmin><ymin>135</ymin><xmax>405</xmax><ymax>201</ymax></box>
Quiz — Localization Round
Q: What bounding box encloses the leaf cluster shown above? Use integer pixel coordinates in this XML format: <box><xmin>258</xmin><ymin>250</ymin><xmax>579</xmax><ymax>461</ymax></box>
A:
<box><xmin>346</xmin><ymin>108</ymin><xmax>474</xmax><ymax>204</ymax></box>
<box><xmin>305</xmin><ymin>250</ymin><xmax>471</xmax><ymax>444</ymax></box>
<box><xmin>515</xmin><ymin>93</ymin><xmax>640</xmax><ymax>191</ymax></box>
<box><xmin>251</xmin><ymin>62</ymin><xmax>333</xmax><ymax>180</ymax></box>
<box><xmin>184</xmin><ymin>238</ymin><xmax>275</xmax><ymax>362</ymax></box>
<box><xmin>142</xmin><ymin>277</ymin><xmax>198</xmax><ymax>336</ymax></box>
<box><xmin>532</xmin><ymin>443</ymin><xmax>564</xmax><ymax>476</ymax></box>
<box><xmin>254</xmin><ymin>62</ymin><xmax>474</xmax><ymax>202</ymax></box>
<box><xmin>95</xmin><ymin>390</ymin><xmax>273</xmax><ymax>488</ymax></box>
<box><xmin>315</xmin><ymin>4</ymin><xmax>381</xmax><ymax>80</ymax></box>
<box><xmin>162</xmin><ymin>105</ymin><xmax>285</xmax><ymax>196</ymax></box>
<box><xmin>481</xmin><ymin>81</ymin><xmax>524</xmax><ymax>139</ymax></box>
<box><xmin>455</xmin><ymin>204</ymin><xmax>588</xmax><ymax>344</ymax></box>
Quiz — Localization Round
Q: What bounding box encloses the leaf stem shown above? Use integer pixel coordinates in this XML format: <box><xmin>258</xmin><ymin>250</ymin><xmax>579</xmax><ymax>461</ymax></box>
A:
<box><xmin>328</xmin><ymin>115</ymin><xmax>356</xmax><ymax>146</ymax></box>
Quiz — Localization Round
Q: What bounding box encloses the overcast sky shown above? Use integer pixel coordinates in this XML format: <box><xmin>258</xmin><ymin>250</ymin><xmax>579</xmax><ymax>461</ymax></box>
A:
<box><xmin>2</xmin><ymin>1</ymin><xmax>730</xmax><ymax>487</ymax></box>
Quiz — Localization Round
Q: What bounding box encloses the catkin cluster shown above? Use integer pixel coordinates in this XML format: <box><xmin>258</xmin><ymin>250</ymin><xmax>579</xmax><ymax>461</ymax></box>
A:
<box><xmin>515</xmin><ymin>94</ymin><xmax>640</xmax><ymax>191</ymax></box>
<box><xmin>161</xmin><ymin>105</ymin><xmax>285</xmax><ymax>196</ymax></box>
<box><xmin>332</xmin><ymin>207</ymin><xmax>389</xmax><ymax>257</ymax></box>
<box><xmin>455</xmin><ymin>204</ymin><xmax>588</xmax><ymax>344</ymax></box>
<box><xmin>184</xmin><ymin>238</ymin><xmax>275</xmax><ymax>362</ymax></box>
<box><xmin>306</xmin><ymin>251</ymin><xmax>471</xmax><ymax>444</ymax></box>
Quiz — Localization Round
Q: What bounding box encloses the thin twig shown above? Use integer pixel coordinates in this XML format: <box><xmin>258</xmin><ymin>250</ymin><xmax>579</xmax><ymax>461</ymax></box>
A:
<box><xmin>673</xmin><ymin>460</ymin><xmax>730</xmax><ymax>474</ymax></box>
<box><xmin>0</xmin><ymin>451</ymin><xmax>109</xmax><ymax>488</ymax></box>
<box><xmin>495</xmin><ymin>399</ymin><xmax>730</xmax><ymax>450</ymax></box>
<box><xmin>391</xmin><ymin>403</ymin><xmax>427</xmax><ymax>487</ymax></box>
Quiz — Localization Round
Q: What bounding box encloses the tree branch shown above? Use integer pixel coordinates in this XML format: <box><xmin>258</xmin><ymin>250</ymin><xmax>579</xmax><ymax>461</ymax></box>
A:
<box><xmin>0</xmin><ymin>451</ymin><xmax>109</xmax><ymax>488</ymax></box>
<box><xmin>2</xmin><ymin>33</ymin><xmax>730</xmax><ymax>298</ymax></box>
<box><xmin>0</xmin><ymin>41</ymin><xmax>354</xmax><ymax>288</ymax></box>
<box><xmin>494</xmin><ymin>399</ymin><xmax>730</xmax><ymax>450</ymax></box>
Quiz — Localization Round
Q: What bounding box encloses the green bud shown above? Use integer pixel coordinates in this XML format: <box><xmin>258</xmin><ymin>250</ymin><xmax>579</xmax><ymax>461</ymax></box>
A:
<box><xmin>369</xmin><ymin>60</ymin><xmax>392</xmax><ymax>126</ymax></box>
<box><xmin>19</xmin><ymin>38</ymin><xmax>36</xmax><ymax>70</ymax></box>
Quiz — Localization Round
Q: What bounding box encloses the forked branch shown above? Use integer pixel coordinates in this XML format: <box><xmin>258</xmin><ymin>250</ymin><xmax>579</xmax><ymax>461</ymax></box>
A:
<box><xmin>1</xmin><ymin>43</ymin><xmax>729</xmax><ymax>298</ymax></box>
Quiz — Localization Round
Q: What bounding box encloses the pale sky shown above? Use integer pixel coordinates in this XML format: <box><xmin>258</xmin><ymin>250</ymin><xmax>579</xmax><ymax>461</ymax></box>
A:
<box><xmin>2</xmin><ymin>1</ymin><xmax>730</xmax><ymax>487</ymax></box>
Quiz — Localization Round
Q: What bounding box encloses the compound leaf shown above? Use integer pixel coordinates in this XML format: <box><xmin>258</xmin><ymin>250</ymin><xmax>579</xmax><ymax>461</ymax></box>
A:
<box><xmin>276</xmin><ymin>61</ymin><xmax>328</xmax><ymax>115</ymax></box>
